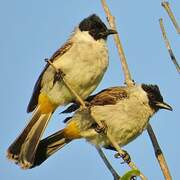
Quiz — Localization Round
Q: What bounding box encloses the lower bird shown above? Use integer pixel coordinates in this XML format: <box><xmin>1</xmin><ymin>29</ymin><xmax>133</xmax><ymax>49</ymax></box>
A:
<box><xmin>28</xmin><ymin>84</ymin><xmax>172</xmax><ymax>168</ymax></box>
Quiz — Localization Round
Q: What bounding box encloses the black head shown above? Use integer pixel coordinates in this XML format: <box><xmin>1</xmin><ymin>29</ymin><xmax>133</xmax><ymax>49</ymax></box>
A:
<box><xmin>79</xmin><ymin>14</ymin><xmax>117</xmax><ymax>40</ymax></box>
<box><xmin>142</xmin><ymin>84</ymin><xmax>172</xmax><ymax>112</ymax></box>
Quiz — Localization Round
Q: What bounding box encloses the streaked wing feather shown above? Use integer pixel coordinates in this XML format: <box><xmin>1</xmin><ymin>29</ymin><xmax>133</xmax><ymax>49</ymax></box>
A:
<box><xmin>62</xmin><ymin>87</ymin><xmax>128</xmax><ymax>114</ymax></box>
<box><xmin>90</xmin><ymin>87</ymin><xmax>128</xmax><ymax>106</ymax></box>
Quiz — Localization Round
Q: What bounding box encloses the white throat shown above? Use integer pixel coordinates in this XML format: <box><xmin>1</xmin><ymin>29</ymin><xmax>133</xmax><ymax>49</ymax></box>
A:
<box><xmin>72</xmin><ymin>28</ymin><xmax>105</xmax><ymax>44</ymax></box>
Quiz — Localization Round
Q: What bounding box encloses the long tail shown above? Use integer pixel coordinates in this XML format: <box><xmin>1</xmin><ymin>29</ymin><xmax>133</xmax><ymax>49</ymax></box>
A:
<box><xmin>7</xmin><ymin>106</ymin><xmax>52</xmax><ymax>169</ymax></box>
<box><xmin>32</xmin><ymin>129</ymin><xmax>71</xmax><ymax>168</ymax></box>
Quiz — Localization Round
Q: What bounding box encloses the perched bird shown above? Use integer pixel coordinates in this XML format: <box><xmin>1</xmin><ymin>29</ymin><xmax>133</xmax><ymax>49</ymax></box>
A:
<box><xmin>29</xmin><ymin>84</ymin><xmax>172</xmax><ymax>168</ymax></box>
<box><xmin>7</xmin><ymin>14</ymin><xmax>117</xmax><ymax>168</ymax></box>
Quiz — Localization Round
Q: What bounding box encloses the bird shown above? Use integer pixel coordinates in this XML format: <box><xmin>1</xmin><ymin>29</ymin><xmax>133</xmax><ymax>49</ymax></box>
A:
<box><xmin>27</xmin><ymin>84</ymin><xmax>172</xmax><ymax>168</ymax></box>
<box><xmin>7</xmin><ymin>14</ymin><xmax>117</xmax><ymax>169</ymax></box>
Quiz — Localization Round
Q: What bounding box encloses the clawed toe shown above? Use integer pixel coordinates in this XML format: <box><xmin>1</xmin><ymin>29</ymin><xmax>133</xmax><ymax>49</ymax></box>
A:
<box><xmin>114</xmin><ymin>149</ymin><xmax>131</xmax><ymax>164</ymax></box>
<box><xmin>94</xmin><ymin>121</ymin><xmax>107</xmax><ymax>134</ymax></box>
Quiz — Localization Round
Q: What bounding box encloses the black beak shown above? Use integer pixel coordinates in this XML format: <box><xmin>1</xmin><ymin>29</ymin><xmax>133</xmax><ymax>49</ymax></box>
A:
<box><xmin>99</xmin><ymin>29</ymin><xmax>117</xmax><ymax>38</ymax></box>
<box><xmin>106</xmin><ymin>29</ymin><xmax>117</xmax><ymax>35</ymax></box>
<box><xmin>155</xmin><ymin>101</ymin><xmax>173</xmax><ymax>111</ymax></box>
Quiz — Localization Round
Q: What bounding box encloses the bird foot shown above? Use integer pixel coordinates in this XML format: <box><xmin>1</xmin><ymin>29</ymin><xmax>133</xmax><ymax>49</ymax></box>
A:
<box><xmin>94</xmin><ymin>121</ymin><xmax>107</xmax><ymax>134</ymax></box>
<box><xmin>44</xmin><ymin>58</ymin><xmax>65</xmax><ymax>83</ymax></box>
<box><xmin>79</xmin><ymin>101</ymin><xmax>91</xmax><ymax>112</ymax></box>
<box><xmin>114</xmin><ymin>149</ymin><xmax>131</xmax><ymax>164</ymax></box>
<box><xmin>54</xmin><ymin>69</ymin><xmax>65</xmax><ymax>82</ymax></box>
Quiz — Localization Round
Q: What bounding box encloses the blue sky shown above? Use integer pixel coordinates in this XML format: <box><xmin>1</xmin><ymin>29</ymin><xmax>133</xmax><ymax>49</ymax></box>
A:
<box><xmin>1</xmin><ymin>0</ymin><xmax>180</xmax><ymax>179</ymax></box>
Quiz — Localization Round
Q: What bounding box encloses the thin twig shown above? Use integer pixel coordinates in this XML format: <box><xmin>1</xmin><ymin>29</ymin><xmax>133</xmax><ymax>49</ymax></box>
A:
<box><xmin>96</xmin><ymin>146</ymin><xmax>120</xmax><ymax>180</ymax></box>
<box><xmin>159</xmin><ymin>18</ymin><xmax>180</xmax><ymax>73</ymax></box>
<box><xmin>147</xmin><ymin>124</ymin><xmax>172</xmax><ymax>180</ymax></box>
<box><xmin>100</xmin><ymin>0</ymin><xmax>172</xmax><ymax>179</ymax></box>
<box><xmin>101</xmin><ymin>0</ymin><xmax>134</xmax><ymax>87</ymax></box>
<box><xmin>161</xmin><ymin>1</ymin><xmax>180</xmax><ymax>34</ymax></box>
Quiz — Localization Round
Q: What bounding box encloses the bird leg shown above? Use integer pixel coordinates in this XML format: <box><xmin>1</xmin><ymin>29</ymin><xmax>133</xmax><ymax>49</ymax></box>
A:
<box><xmin>44</xmin><ymin>58</ymin><xmax>65</xmax><ymax>84</ymax></box>
<box><xmin>53</xmin><ymin>69</ymin><xmax>65</xmax><ymax>84</ymax></box>
<box><xmin>114</xmin><ymin>149</ymin><xmax>131</xmax><ymax>164</ymax></box>
<box><xmin>78</xmin><ymin>101</ymin><xmax>91</xmax><ymax>111</ymax></box>
<box><xmin>94</xmin><ymin>120</ymin><xmax>108</xmax><ymax>134</ymax></box>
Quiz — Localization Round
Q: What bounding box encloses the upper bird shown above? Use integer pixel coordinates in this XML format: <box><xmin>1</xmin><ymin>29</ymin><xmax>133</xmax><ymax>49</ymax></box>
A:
<box><xmin>30</xmin><ymin>84</ymin><xmax>172</xmax><ymax>168</ymax></box>
<box><xmin>7</xmin><ymin>14</ymin><xmax>117</xmax><ymax>168</ymax></box>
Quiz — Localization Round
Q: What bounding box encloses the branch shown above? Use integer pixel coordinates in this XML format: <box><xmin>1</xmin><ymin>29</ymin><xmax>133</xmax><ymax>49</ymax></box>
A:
<box><xmin>96</xmin><ymin>146</ymin><xmax>120</xmax><ymax>180</ymax></box>
<box><xmin>159</xmin><ymin>18</ymin><xmax>180</xmax><ymax>73</ymax></box>
<box><xmin>161</xmin><ymin>1</ymin><xmax>180</xmax><ymax>34</ymax></box>
<box><xmin>100</xmin><ymin>0</ymin><xmax>172</xmax><ymax>179</ymax></box>
<box><xmin>147</xmin><ymin>124</ymin><xmax>172</xmax><ymax>180</ymax></box>
<box><xmin>101</xmin><ymin>0</ymin><xmax>134</xmax><ymax>87</ymax></box>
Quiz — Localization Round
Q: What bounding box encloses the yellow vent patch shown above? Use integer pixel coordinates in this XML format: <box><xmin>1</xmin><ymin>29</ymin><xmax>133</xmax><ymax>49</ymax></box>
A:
<box><xmin>38</xmin><ymin>93</ymin><xmax>57</xmax><ymax>114</ymax></box>
<box><xmin>64</xmin><ymin>121</ymin><xmax>81</xmax><ymax>139</ymax></box>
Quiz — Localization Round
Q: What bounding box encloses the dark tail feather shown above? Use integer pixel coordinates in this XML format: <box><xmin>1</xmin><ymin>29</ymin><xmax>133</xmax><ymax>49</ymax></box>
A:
<box><xmin>32</xmin><ymin>129</ymin><xmax>71</xmax><ymax>168</ymax></box>
<box><xmin>7</xmin><ymin>107</ymin><xmax>41</xmax><ymax>163</ymax></box>
<box><xmin>18</xmin><ymin>113</ymin><xmax>52</xmax><ymax>169</ymax></box>
<box><xmin>7</xmin><ymin>107</ymin><xmax>52</xmax><ymax>169</ymax></box>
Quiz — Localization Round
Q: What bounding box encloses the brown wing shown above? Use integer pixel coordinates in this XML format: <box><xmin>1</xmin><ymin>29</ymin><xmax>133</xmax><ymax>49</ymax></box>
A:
<box><xmin>27</xmin><ymin>41</ymin><xmax>72</xmax><ymax>113</ymax></box>
<box><xmin>89</xmin><ymin>87</ymin><xmax>128</xmax><ymax>106</ymax></box>
<box><xmin>61</xmin><ymin>87</ymin><xmax>128</xmax><ymax>114</ymax></box>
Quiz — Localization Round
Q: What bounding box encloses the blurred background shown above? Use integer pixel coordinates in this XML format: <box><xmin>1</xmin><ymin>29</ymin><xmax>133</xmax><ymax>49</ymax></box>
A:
<box><xmin>1</xmin><ymin>0</ymin><xmax>179</xmax><ymax>179</ymax></box>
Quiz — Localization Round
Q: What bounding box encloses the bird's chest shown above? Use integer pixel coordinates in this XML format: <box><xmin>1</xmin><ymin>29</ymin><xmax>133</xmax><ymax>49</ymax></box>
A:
<box><xmin>59</xmin><ymin>42</ymin><xmax>108</xmax><ymax>81</ymax></box>
<box><xmin>41</xmin><ymin>41</ymin><xmax>108</xmax><ymax>104</ymax></box>
<box><xmin>54</xmin><ymin>42</ymin><xmax>108</xmax><ymax>96</ymax></box>
<box><xmin>108</xmin><ymin>101</ymin><xmax>153</xmax><ymax>146</ymax></box>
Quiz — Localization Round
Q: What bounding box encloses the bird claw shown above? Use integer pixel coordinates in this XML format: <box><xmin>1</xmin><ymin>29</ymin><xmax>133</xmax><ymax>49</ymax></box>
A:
<box><xmin>94</xmin><ymin>121</ymin><xmax>107</xmax><ymax>134</ymax></box>
<box><xmin>54</xmin><ymin>69</ymin><xmax>65</xmax><ymax>82</ymax></box>
<box><xmin>79</xmin><ymin>101</ymin><xmax>91</xmax><ymax>112</ymax></box>
<box><xmin>84</xmin><ymin>101</ymin><xmax>91</xmax><ymax>107</ymax></box>
<box><xmin>114</xmin><ymin>149</ymin><xmax>131</xmax><ymax>164</ymax></box>
<box><xmin>44</xmin><ymin>58</ymin><xmax>65</xmax><ymax>83</ymax></box>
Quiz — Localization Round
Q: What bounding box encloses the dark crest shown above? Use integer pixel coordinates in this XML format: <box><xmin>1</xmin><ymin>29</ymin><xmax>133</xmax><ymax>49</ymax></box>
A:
<box><xmin>79</xmin><ymin>14</ymin><xmax>115</xmax><ymax>40</ymax></box>
<box><xmin>142</xmin><ymin>84</ymin><xmax>163</xmax><ymax>111</ymax></box>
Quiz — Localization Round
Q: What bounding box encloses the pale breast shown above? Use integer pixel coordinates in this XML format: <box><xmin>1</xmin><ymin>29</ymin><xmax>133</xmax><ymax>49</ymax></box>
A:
<box><xmin>44</xmin><ymin>40</ymin><xmax>108</xmax><ymax>104</ymax></box>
